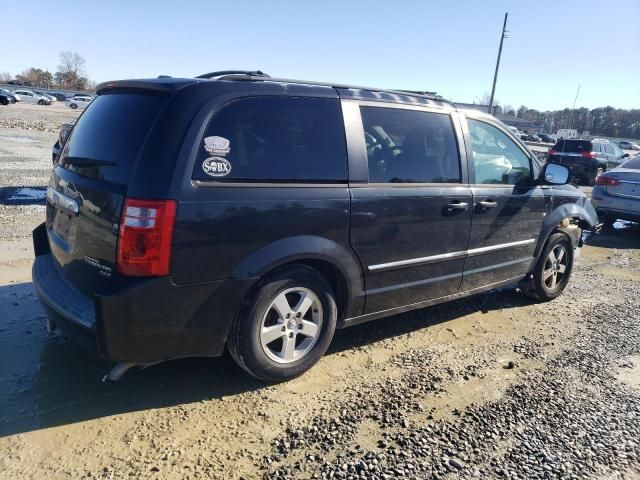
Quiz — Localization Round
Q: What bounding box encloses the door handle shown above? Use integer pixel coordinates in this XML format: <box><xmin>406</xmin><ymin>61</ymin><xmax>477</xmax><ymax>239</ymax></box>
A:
<box><xmin>477</xmin><ymin>200</ymin><xmax>498</xmax><ymax>209</ymax></box>
<box><xmin>445</xmin><ymin>201</ymin><xmax>469</xmax><ymax>211</ymax></box>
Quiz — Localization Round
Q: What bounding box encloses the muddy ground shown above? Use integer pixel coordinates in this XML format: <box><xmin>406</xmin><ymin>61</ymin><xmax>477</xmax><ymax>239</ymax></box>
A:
<box><xmin>0</xmin><ymin>102</ymin><xmax>639</xmax><ymax>480</ymax></box>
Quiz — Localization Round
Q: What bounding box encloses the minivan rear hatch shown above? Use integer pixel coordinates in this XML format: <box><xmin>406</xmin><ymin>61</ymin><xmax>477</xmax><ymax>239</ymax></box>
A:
<box><xmin>47</xmin><ymin>93</ymin><xmax>167</xmax><ymax>297</ymax></box>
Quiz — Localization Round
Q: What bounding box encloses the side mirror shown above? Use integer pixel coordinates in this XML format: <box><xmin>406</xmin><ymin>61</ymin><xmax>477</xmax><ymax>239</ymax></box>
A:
<box><xmin>540</xmin><ymin>163</ymin><xmax>570</xmax><ymax>185</ymax></box>
<box><xmin>622</xmin><ymin>153</ymin><xmax>630</xmax><ymax>158</ymax></box>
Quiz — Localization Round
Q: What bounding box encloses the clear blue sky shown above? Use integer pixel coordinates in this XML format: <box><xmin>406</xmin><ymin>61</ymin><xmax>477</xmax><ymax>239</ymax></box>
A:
<box><xmin>4</xmin><ymin>0</ymin><xmax>639</xmax><ymax>111</ymax></box>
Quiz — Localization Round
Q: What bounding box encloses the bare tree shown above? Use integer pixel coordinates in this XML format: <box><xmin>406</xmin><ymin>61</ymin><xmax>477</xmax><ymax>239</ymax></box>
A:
<box><xmin>56</xmin><ymin>51</ymin><xmax>88</xmax><ymax>90</ymax></box>
<box><xmin>0</xmin><ymin>72</ymin><xmax>11</xmax><ymax>82</ymax></box>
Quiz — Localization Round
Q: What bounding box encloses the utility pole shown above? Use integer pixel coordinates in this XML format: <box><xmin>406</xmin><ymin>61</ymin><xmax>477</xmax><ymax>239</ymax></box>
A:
<box><xmin>488</xmin><ymin>12</ymin><xmax>509</xmax><ymax>115</ymax></box>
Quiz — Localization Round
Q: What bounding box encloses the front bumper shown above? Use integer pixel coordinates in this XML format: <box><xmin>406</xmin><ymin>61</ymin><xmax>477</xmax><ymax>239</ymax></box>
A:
<box><xmin>32</xmin><ymin>225</ymin><xmax>257</xmax><ymax>364</ymax></box>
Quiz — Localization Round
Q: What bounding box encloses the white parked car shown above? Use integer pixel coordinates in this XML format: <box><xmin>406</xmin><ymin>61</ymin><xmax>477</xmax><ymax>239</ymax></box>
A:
<box><xmin>12</xmin><ymin>89</ymin><xmax>51</xmax><ymax>105</ymax></box>
<box><xmin>618</xmin><ymin>140</ymin><xmax>640</xmax><ymax>151</ymax></box>
<box><xmin>65</xmin><ymin>96</ymin><xmax>93</xmax><ymax>110</ymax></box>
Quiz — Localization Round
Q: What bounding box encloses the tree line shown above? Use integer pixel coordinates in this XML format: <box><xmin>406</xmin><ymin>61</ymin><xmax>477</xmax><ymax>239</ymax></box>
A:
<box><xmin>510</xmin><ymin>106</ymin><xmax>640</xmax><ymax>139</ymax></box>
<box><xmin>476</xmin><ymin>94</ymin><xmax>640</xmax><ymax>140</ymax></box>
<box><xmin>0</xmin><ymin>51</ymin><xmax>93</xmax><ymax>91</ymax></box>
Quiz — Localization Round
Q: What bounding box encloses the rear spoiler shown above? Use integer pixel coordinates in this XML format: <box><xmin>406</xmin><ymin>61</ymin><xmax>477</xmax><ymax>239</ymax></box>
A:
<box><xmin>96</xmin><ymin>78</ymin><xmax>196</xmax><ymax>96</ymax></box>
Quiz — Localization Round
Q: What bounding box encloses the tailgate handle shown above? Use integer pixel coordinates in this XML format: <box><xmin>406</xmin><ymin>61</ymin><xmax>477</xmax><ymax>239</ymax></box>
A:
<box><xmin>46</xmin><ymin>187</ymin><xmax>79</xmax><ymax>214</ymax></box>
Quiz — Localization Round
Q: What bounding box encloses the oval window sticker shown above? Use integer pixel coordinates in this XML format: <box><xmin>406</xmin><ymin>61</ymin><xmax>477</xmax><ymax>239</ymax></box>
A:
<box><xmin>202</xmin><ymin>157</ymin><xmax>232</xmax><ymax>177</ymax></box>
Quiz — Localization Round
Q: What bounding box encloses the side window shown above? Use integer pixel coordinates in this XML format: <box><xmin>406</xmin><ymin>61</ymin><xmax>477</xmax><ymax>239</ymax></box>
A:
<box><xmin>193</xmin><ymin>97</ymin><xmax>347</xmax><ymax>182</ymax></box>
<box><xmin>604</xmin><ymin>144</ymin><xmax>615</xmax><ymax>155</ymax></box>
<box><xmin>359</xmin><ymin>106</ymin><xmax>461</xmax><ymax>183</ymax></box>
<box><xmin>467</xmin><ymin>119</ymin><xmax>532</xmax><ymax>185</ymax></box>
<box><xmin>593</xmin><ymin>143</ymin><xmax>601</xmax><ymax>153</ymax></box>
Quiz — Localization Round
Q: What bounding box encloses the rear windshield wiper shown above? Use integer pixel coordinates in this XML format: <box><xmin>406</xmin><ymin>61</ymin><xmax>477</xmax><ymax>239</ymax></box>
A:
<box><xmin>63</xmin><ymin>156</ymin><xmax>116</xmax><ymax>167</ymax></box>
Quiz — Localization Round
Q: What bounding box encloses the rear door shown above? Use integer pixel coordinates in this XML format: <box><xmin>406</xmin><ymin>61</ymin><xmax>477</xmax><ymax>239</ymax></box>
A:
<box><xmin>346</xmin><ymin>101</ymin><xmax>472</xmax><ymax>313</ymax></box>
<box><xmin>460</xmin><ymin>114</ymin><xmax>546</xmax><ymax>291</ymax></box>
<box><xmin>46</xmin><ymin>93</ymin><xmax>167</xmax><ymax>297</ymax></box>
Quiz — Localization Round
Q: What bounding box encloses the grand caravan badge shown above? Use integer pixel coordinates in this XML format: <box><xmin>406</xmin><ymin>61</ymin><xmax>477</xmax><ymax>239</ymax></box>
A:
<box><xmin>202</xmin><ymin>157</ymin><xmax>232</xmax><ymax>177</ymax></box>
<box><xmin>203</xmin><ymin>136</ymin><xmax>231</xmax><ymax>156</ymax></box>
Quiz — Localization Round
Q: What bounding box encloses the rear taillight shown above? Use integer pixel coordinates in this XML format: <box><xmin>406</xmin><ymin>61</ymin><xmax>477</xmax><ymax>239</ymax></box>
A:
<box><xmin>581</xmin><ymin>151</ymin><xmax>597</xmax><ymax>159</ymax></box>
<box><xmin>117</xmin><ymin>198</ymin><xmax>177</xmax><ymax>276</ymax></box>
<box><xmin>595</xmin><ymin>175</ymin><xmax>620</xmax><ymax>187</ymax></box>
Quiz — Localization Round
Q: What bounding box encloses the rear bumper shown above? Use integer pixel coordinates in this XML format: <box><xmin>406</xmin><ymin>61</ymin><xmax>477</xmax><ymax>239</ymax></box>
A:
<box><xmin>32</xmin><ymin>226</ymin><xmax>257</xmax><ymax>363</ymax></box>
<box><xmin>591</xmin><ymin>188</ymin><xmax>640</xmax><ymax>222</ymax></box>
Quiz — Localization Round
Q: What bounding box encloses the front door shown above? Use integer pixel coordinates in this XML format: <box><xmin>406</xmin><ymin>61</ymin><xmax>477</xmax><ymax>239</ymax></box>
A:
<box><xmin>347</xmin><ymin>102</ymin><xmax>472</xmax><ymax>314</ymax></box>
<box><xmin>460</xmin><ymin>116</ymin><xmax>546</xmax><ymax>291</ymax></box>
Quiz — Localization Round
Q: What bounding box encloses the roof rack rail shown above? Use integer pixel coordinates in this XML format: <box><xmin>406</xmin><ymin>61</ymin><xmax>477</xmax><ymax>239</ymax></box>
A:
<box><xmin>196</xmin><ymin>70</ymin><xmax>270</xmax><ymax>79</ymax></box>
<box><xmin>397</xmin><ymin>89</ymin><xmax>442</xmax><ymax>99</ymax></box>
<box><xmin>213</xmin><ymin>74</ymin><xmax>449</xmax><ymax>103</ymax></box>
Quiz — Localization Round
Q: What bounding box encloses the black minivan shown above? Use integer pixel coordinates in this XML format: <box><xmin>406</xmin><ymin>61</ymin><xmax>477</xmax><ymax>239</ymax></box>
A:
<box><xmin>33</xmin><ymin>72</ymin><xmax>597</xmax><ymax>382</ymax></box>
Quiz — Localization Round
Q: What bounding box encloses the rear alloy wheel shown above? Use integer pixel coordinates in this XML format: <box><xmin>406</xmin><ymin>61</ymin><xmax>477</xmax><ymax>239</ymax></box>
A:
<box><xmin>228</xmin><ymin>265</ymin><xmax>337</xmax><ymax>382</ymax></box>
<box><xmin>521</xmin><ymin>233</ymin><xmax>574</xmax><ymax>301</ymax></box>
<box><xmin>38</xmin><ymin>99</ymin><xmax>45</xmax><ymax>105</ymax></box>
<box><xmin>70</xmin><ymin>103</ymin><xmax>78</xmax><ymax>109</ymax></box>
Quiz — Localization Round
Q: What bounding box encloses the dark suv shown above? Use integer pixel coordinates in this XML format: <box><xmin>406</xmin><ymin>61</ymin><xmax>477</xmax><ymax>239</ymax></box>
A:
<box><xmin>548</xmin><ymin>138</ymin><xmax>629</xmax><ymax>185</ymax></box>
<box><xmin>33</xmin><ymin>72</ymin><xmax>597</xmax><ymax>382</ymax></box>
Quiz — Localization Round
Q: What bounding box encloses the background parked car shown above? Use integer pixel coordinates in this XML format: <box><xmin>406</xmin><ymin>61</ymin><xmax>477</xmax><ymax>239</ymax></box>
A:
<box><xmin>592</xmin><ymin>154</ymin><xmax>640</xmax><ymax>227</ymax></box>
<box><xmin>34</xmin><ymin>91</ymin><xmax>57</xmax><ymax>103</ymax></box>
<box><xmin>11</xmin><ymin>89</ymin><xmax>51</xmax><ymax>105</ymax></box>
<box><xmin>50</xmin><ymin>93</ymin><xmax>68</xmax><ymax>102</ymax></box>
<box><xmin>0</xmin><ymin>88</ymin><xmax>20</xmax><ymax>103</ymax></box>
<box><xmin>525</xmin><ymin>133</ymin><xmax>541</xmax><ymax>142</ymax></box>
<box><xmin>65</xmin><ymin>96</ymin><xmax>93</xmax><ymax>109</ymax></box>
<box><xmin>548</xmin><ymin>138</ymin><xmax>629</xmax><ymax>185</ymax></box>
<box><xmin>0</xmin><ymin>91</ymin><xmax>16</xmax><ymax>105</ymax></box>
<box><xmin>538</xmin><ymin>133</ymin><xmax>557</xmax><ymax>143</ymax></box>
<box><xmin>0</xmin><ymin>88</ymin><xmax>20</xmax><ymax>102</ymax></box>
<box><xmin>618</xmin><ymin>140</ymin><xmax>640</xmax><ymax>150</ymax></box>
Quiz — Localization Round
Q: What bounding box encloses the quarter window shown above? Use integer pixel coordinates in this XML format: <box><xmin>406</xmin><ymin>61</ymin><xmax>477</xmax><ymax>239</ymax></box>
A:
<box><xmin>468</xmin><ymin>119</ymin><xmax>532</xmax><ymax>185</ymax></box>
<box><xmin>193</xmin><ymin>97</ymin><xmax>347</xmax><ymax>182</ymax></box>
<box><xmin>360</xmin><ymin>107</ymin><xmax>461</xmax><ymax>183</ymax></box>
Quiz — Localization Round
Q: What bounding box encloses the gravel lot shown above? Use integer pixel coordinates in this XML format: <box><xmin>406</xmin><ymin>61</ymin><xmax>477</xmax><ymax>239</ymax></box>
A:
<box><xmin>0</xmin><ymin>102</ymin><xmax>639</xmax><ymax>480</ymax></box>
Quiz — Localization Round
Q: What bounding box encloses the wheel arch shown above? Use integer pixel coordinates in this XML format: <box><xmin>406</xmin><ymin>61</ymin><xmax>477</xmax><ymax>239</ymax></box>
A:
<box><xmin>533</xmin><ymin>201</ymin><xmax>597</xmax><ymax>261</ymax></box>
<box><xmin>231</xmin><ymin>235</ymin><xmax>365</xmax><ymax>321</ymax></box>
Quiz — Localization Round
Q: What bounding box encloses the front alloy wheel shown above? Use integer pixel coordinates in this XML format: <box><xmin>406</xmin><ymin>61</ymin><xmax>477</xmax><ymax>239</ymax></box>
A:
<box><xmin>521</xmin><ymin>232</ymin><xmax>574</xmax><ymax>301</ymax></box>
<box><xmin>542</xmin><ymin>244</ymin><xmax>568</xmax><ymax>290</ymax></box>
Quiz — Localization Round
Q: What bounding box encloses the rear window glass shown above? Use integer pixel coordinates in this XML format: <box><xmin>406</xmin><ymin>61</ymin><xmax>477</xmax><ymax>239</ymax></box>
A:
<box><xmin>193</xmin><ymin>97</ymin><xmax>347</xmax><ymax>182</ymax></box>
<box><xmin>552</xmin><ymin>140</ymin><xmax>592</xmax><ymax>152</ymax></box>
<box><xmin>622</xmin><ymin>156</ymin><xmax>640</xmax><ymax>169</ymax></box>
<box><xmin>60</xmin><ymin>93</ymin><xmax>166</xmax><ymax>184</ymax></box>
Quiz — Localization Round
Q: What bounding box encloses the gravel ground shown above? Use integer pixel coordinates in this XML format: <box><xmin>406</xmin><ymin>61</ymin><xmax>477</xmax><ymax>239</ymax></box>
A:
<box><xmin>0</xmin><ymin>102</ymin><xmax>639</xmax><ymax>480</ymax></box>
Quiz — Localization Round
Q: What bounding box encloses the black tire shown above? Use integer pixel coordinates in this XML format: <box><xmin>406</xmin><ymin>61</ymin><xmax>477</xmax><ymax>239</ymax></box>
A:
<box><xmin>521</xmin><ymin>233</ymin><xmax>574</xmax><ymax>301</ymax></box>
<box><xmin>70</xmin><ymin>103</ymin><xmax>78</xmax><ymax>109</ymax></box>
<box><xmin>227</xmin><ymin>265</ymin><xmax>337</xmax><ymax>382</ymax></box>
<box><xmin>38</xmin><ymin>99</ymin><xmax>45</xmax><ymax>105</ymax></box>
